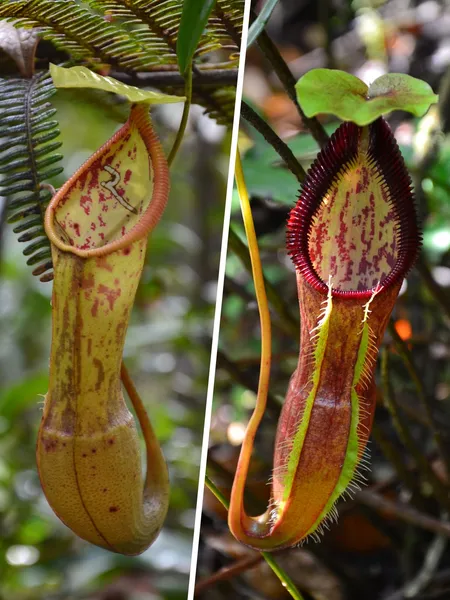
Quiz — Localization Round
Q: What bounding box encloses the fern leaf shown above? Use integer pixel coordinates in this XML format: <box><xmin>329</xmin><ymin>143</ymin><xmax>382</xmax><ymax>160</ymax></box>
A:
<box><xmin>87</xmin><ymin>0</ymin><xmax>242</xmax><ymax>67</ymax></box>
<box><xmin>212</xmin><ymin>0</ymin><xmax>243</xmax><ymax>47</ymax></box>
<box><xmin>89</xmin><ymin>0</ymin><xmax>181</xmax><ymax>61</ymax></box>
<box><xmin>0</xmin><ymin>0</ymin><xmax>160</xmax><ymax>70</ymax></box>
<box><xmin>194</xmin><ymin>86</ymin><xmax>237</xmax><ymax>125</ymax></box>
<box><xmin>0</xmin><ymin>0</ymin><xmax>242</xmax><ymax>124</ymax></box>
<box><xmin>0</xmin><ymin>71</ymin><xmax>63</xmax><ymax>282</ymax></box>
<box><xmin>0</xmin><ymin>0</ymin><xmax>242</xmax><ymax>71</ymax></box>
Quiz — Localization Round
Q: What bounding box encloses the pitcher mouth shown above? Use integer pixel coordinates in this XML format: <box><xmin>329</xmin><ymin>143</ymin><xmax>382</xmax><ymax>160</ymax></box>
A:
<box><xmin>45</xmin><ymin>104</ymin><xmax>169</xmax><ymax>259</ymax></box>
<box><xmin>286</xmin><ymin>118</ymin><xmax>420</xmax><ymax>299</ymax></box>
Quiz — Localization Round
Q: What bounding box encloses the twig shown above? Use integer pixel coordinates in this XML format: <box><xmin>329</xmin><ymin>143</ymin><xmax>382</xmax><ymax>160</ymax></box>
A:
<box><xmin>384</xmin><ymin>528</ymin><xmax>448</xmax><ymax>600</ymax></box>
<box><xmin>195</xmin><ymin>555</ymin><xmax>263</xmax><ymax>595</ymax></box>
<box><xmin>241</xmin><ymin>101</ymin><xmax>307</xmax><ymax>183</ymax></box>
<box><xmin>255</xmin><ymin>26</ymin><xmax>329</xmax><ymax>148</ymax></box>
<box><xmin>388</xmin><ymin>322</ymin><xmax>450</xmax><ymax>483</ymax></box>
<box><xmin>404</xmin><ymin>531</ymin><xmax>447</xmax><ymax>598</ymax></box>
<box><xmin>372</xmin><ymin>420</ymin><xmax>426</xmax><ymax>510</ymax></box>
<box><xmin>356</xmin><ymin>489</ymin><xmax>450</xmax><ymax>538</ymax></box>
<box><xmin>380</xmin><ymin>350</ymin><xmax>450</xmax><ymax>513</ymax></box>
<box><xmin>395</xmin><ymin>395</ymin><xmax>434</xmax><ymax>429</ymax></box>
<box><xmin>111</xmin><ymin>68</ymin><xmax>238</xmax><ymax>88</ymax></box>
<box><xmin>226</xmin><ymin>273</ymin><xmax>296</xmax><ymax>339</ymax></box>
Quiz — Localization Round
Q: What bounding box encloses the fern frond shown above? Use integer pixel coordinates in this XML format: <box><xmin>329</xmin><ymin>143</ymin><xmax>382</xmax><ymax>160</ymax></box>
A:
<box><xmin>89</xmin><ymin>0</ymin><xmax>194</xmax><ymax>60</ymax></box>
<box><xmin>213</xmin><ymin>0</ymin><xmax>243</xmax><ymax>47</ymax></box>
<box><xmin>87</xmin><ymin>0</ymin><xmax>242</xmax><ymax>67</ymax></box>
<box><xmin>194</xmin><ymin>86</ymin><xmax>237</xmax><ymax>125</ymax></box>
<box><xmin>0</xmin><ymin>0</ymin><xmax>242</xmax><ymax>72</ymax></box>
<box><xmin>0</xmin><ymin>71</ymin><xmax>63</xmax><ymax>282</ymax></box>
<box><xmin>0</xmin><ymin>0</ymin><xmax>159</xmax><ymax>70</ymax></box>
<box><xmin>0</xmin><ymin>0</ymin><xmax>242</xmax><ymax>124</ymax></box>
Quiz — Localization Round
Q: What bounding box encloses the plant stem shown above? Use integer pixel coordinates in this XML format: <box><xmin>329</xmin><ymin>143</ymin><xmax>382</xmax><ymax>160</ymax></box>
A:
<box><xmin>256</xmin><ymin>27</ymin><xmax>329</xmax><ymax>148</ymax></box>
<box><xmin>213</xmin><ymin>154</ymin><xmax>304</xmax><ymax>599</ymax></box>
<box><xmin>205</xmin><ymin>475</ymin><xmax>305</xmax><ymax>600</ymax></box>
<box><xmin>205</xmin><ymin>474</ymin><xmax>230</xmax><ymax>509</ymax></box>
<box><xmin>357</xmin><ymin>489</ymin><xmax>450</xmax><ymax>538</ymax></box>
<box><xmin>168</xmin><ymin>65</ymin><xmax>193</xmax><ymax>166</ymax></box>
<box><xmin>241</xmin><ymin>101</ymin><xmax>306</xmax><ymax>183</ymax></box>
<box><xmin>262</xmin><ymin>553</ymin><xmax>306</xmax><ymax>600</ymax></box>
<box><xmin>380</xmin><ymin>350</ymin><xmax>450</xmax><ymax>513</ymax></box>
<box><xmin>195</xmin><ymin>555</ymin><xmax>263</xmax><ymax>595</ymax></box>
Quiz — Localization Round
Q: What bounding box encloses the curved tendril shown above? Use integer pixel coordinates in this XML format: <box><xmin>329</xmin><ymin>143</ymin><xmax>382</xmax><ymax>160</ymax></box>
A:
<box><xmin>228</xmin><ymin>149</ymin><xmax>275</xmax><ymax>545</ymax></box>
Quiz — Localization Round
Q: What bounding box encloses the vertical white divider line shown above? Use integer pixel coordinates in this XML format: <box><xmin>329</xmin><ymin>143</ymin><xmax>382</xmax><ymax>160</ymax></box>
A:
<box><xmin>186</xmin><ymin>1</ymin><xmax>252</xmax><ymax>596</ymax></box>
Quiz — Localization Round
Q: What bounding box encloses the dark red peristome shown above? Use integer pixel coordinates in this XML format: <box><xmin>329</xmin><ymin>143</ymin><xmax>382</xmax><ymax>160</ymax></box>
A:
<box><xmin>286</xmin><ymin>118</ymin><xmax>421</xmax><ymax>298</ymax></box>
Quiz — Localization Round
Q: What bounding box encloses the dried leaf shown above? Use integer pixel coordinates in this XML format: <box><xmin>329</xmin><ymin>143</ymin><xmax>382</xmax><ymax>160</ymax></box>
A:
<box><xmin>0</xmin><ymin>21</ymin><xmax>39</xmax><ymax>77</ymax></box>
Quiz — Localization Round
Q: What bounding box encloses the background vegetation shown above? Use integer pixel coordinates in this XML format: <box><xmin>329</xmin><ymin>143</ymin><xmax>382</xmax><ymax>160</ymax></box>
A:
<box><xmin>198</xmin><ymin>0</ymin><xmax>450</xmax><ymax>599</ymax></box>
